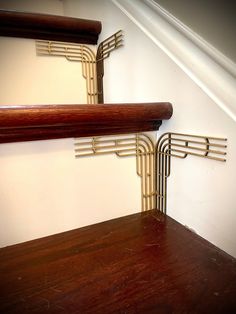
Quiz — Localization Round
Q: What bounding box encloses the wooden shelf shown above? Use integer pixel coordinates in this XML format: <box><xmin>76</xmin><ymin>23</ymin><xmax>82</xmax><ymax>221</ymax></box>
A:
<box><xmin>0</xmin><ymin>102</ymin><xmax>173</xmax><ymax>143</ymax></box>
<box><xmin>0</xmin><ymin>210</ymin><xmax>235</xmax><ymax>313</ymax></box>
<box><xmin>0</xmin><ymin>9</ymin><xmax>102</xmax><ymax>44</ymax></box>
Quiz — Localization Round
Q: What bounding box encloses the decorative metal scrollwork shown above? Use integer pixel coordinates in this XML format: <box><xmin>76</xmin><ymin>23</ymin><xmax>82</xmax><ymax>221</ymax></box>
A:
<box><xmin>75</xmin><ymin>132</ymin><xmax>227</xmax><ymax>213</ymax></box>
<box><xmin>36</xmin><ymin>30</ymin><xmax>124</xmax><ymax>104</ymax></box>
<box><xmin>156</xmin><ymin>132</ymin><xmax>227</xmax><ymax>213</ymax></box>
<box><xmin>74</xmin><ymin>133</ymin><xmax>155</xmax><ymax>211</ymax></box>
<box><xmin>36</xmin><ymin>40</ymin><xmax>98</xmax><ymax>104</ymax></box>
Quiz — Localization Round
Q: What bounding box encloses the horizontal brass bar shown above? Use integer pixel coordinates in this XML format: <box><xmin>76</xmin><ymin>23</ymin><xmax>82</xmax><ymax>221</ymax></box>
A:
<box><xmin>75</xmin><ymin>147</ymin><xmax>137</xmax><ymax>157</ymax></box>
<box><xmin>36</xmin><ymin>41</ymin><xmax>93</xmax><ymax>50</ymax></box>
<box><xmin>36</xmin><ymin>46</ymin><xmax>86</xmax><ymax>52</ymax></box>
<box><xmin>75</xmin><ymin>137</ymin><xmax>136</xmax><ymax>146</ymax></box>
<box><xmin>167</xmin><ymin>143</ymin><xmax>226</xmax><ymax>155</ymax></box>
<box><xmin>163</xmin><ymin>132</ymin><xmax>227</xmax><ymax>141</ymax></box>
<box><xmin>162</xmin><ymin>149</ymin><xmax>226</xmax><ymax>162</ymax></box>
<box><xmin>36</xmin><ymin>40</ymin><xmax>92</xmax><ymax>47</ymax></box>
<box><xmin>76</xmin><ymin>150</ymin><xmax>151</xmax><ymax>158</ymax></box>
<box><xmin>37</xmin><ymin>49</ymin><xmax>92</xmax><ymax>56</ymax></box>
<box><xmin>36</xmin><ymin>44</ymin><xmax>85</xmax><ymax>50</ymax></box>
<box><xmin>37</xmin><ymin>49</ymin><xmax>84</xmax><ymax>56</ymax></box>
<box><xmin>169</xmin><ymin>137</ymin><xmax>227</xmax><ymax>148</ymax></box>
<box><xmin>75</xmin><ymin>144</ymin><xmax>137</xmax><ymax>153</ymax></box>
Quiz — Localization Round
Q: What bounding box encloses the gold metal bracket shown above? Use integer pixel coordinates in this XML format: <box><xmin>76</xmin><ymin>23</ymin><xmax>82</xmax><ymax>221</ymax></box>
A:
<box><xmin>75</xmin><ymin>132</ymin><xmax>227</xmax><ymax>214</ymax></box>
<box><xmin>156</xmin><ymin>132</ymin><xmax>227</xmax><ymax>213</ymax></box>
<box><xmin>35</xmin><ymin>30</ymin><xmax>124</xmax><ymax>104</ymax></box>
<box><xmin>36</xmin><ymin>41</ymin><xmax>98</xmax><ymax>103</ymax></box>
<box><xmin>96</xmin><ymin>30</ymin><xmax>123</xmax><ymax>62</ymax></box>
<box><xmin>96</xmin><ymin>30</ymin><xmax>124</xmax><ymax>103</ymax></box>
<box><xmin>74</xmin><ymin>133</ymin><xmax>155</xmax><ymax>212</ymax></box>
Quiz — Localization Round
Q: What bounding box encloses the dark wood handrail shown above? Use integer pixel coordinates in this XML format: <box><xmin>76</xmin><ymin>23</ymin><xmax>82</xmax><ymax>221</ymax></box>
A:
<box><xmin>0</xmin><ymin>103</ymin><xmax>173</xmax><ymax>143</ymax></box>
<box><xmin>0</xmin><ymin>10</ymin><xmax>102</xmax><ymax>44</ymax></box>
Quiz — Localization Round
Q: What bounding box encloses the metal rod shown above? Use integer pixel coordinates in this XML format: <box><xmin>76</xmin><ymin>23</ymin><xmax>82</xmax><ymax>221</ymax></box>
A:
<box><xmin>36</xmin><ymin>40</ymin><xmax>98</xmax><ymax>104</ymax></box>
<box><xmin>75</xmin><ymin>133</ymin><xmax>155</xmax><ymax>212</ymax></box>
<box><xmin>156</xmin><ymin>132</ymin><xmax>227</xmax><ymax>213</ymax></box>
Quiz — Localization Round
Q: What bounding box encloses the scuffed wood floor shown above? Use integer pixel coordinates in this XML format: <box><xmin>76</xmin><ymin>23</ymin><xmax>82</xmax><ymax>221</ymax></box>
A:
<box><xmin>0</xmin><ymin>210</ymin><xmax>236</xmax><ymax>313</ymax></box>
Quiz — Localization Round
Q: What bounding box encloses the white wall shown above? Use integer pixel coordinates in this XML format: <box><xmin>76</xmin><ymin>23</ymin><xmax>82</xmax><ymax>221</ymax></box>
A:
<box><xmin>63</xmin><ymin>0</ymin><xmax>236</xmax><ymax>258</ymax></box>
<box><xmin>0</xmin><ymin>0</ymin><xmax>140</xmax><ymax>247</ymax></box>
<box><xmin>0</xmin><ymin>0</ymin><xmax>63</xmax><ymax>14</ymax></box>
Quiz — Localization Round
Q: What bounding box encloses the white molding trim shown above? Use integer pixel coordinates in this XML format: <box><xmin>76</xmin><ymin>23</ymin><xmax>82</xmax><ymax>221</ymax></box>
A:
<box><xmin>112</xmin><ymin>0</ymin><xmax>236</xmax><ymax>122</ymax></box>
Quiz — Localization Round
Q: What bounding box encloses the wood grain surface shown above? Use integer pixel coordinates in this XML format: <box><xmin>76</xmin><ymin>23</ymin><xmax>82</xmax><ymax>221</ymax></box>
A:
<box><xmin>0</xmin><ymin>210</ymin><xmax>235</xmax><ymax>313</ymax></box>
<box><xmin>0</xmin><ymin>103</ymin><xmax>172</xmax><ymax>143</ymax></box>
<box><xmin>0</xmin><ymin>9</ymin><xmax>102</xmax><ymax>44</ymax></box>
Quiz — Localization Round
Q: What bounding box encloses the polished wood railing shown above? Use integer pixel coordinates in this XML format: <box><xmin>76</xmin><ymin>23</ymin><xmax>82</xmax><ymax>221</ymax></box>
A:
<box><xmin>0</xmin><ymin>103</ymin><xmax>172</xmax><ymax>143</ymax></box>
<box><xmin>0</xmin><ymin>9</ymin><xmax>102</xmax><ymax>44</ymax></box>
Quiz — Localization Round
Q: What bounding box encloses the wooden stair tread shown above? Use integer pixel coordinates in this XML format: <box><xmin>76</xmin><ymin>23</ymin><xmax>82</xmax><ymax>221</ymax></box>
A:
<box><xmin>0</xmin><ymin>102</ymin><xmax>172</xmax><ymax>143</ymax></box>
<box><xmin>0</xmin><ymin>210</ymin><xmax>235</xmax><ymax>313</ymax></box>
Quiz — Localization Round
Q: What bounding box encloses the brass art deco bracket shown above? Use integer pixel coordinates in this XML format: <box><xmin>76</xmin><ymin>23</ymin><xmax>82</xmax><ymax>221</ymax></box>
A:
<box><xmin>75</xmin><ymin>133</ymin><xmax>155</xmax><ymax>211</ymax></box>
<box><xmin>35</xmin><ymin>30</ymin><xmax>123</xmax><ymax>104</ymax></box>
<box><xmin>156</xmin><ymin>132</ymin><xmax>227</xmax><ymax>213</ymax></box>
<box><xmin>96</xmin><ymin>30</ymin><xmax>123</xmax><ymax>103</ymax></box>
<box><xmin>75</xmin><ymin>132</ymin><xmax>227</xmax><ymax>213</ymax></box>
